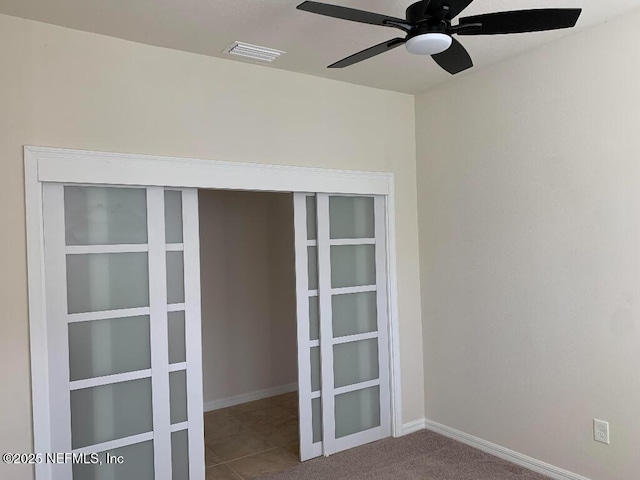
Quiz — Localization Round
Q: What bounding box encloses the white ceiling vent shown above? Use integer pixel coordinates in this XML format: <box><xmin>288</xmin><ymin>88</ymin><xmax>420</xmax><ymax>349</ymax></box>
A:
<box><xmin>223</xmin><ymin>42</ymin><xmax>285</xmax><ymax>63</ymax></box>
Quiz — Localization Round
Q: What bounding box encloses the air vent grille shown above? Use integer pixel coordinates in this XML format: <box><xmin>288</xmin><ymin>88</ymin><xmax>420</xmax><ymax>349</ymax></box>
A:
<box><xmin>223</xmin><ymin>42</ymin><xmax>285</xmax><ymax>63</ymax></box>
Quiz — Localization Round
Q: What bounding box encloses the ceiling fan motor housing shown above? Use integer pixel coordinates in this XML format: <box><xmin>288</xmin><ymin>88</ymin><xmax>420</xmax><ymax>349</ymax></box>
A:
<box><xmin>405</xmin><ymin>1</ymin><xmax>454</xmax><ymax>57</ymax></box>
<box><xmin>406</xmin><ymin>1</ymin><xmax>449</xmax><ymax>27</ymax></box>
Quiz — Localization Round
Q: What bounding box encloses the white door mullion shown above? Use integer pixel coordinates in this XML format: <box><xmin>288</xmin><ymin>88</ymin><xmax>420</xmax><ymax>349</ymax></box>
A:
<box><xmin>148</xmin><ymin>187</ymin><xmax>172</xmax><ymax>479</ymax></box>
<box><xmin>294</xmin><ymin>193</ymin><xmax>316</xmax><ymax>461</ymax></box>
<box><xmin>316</xmin><ymin>193</ymin><xmax>336</xmax><ymax>457</ymax></box>
<box><xmin>43</xmin><ymin>184</ymin><xmax>73</xmax><ymax>480</ymax></box>
<box><xmin>183</xmin><ymin>188</ymin><xmax>206</xmax><ymax>480</ymax></box>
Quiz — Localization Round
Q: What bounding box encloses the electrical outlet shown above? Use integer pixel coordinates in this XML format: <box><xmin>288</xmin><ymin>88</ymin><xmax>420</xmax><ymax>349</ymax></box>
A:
<box><xmin>594</xmin><ymin>419</ymin><xmax>610</xmax><ymax>445</ymax></box>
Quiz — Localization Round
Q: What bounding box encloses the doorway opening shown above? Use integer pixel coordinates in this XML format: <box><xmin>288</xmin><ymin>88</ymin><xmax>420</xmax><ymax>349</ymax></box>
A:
<box><xmin>198</xmin><ymin>190</ymin><xmax>300</xmax><ymax>478</ymax></box>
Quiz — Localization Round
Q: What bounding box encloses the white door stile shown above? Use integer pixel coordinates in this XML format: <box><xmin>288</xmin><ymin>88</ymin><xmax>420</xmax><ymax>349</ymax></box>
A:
<box><xmin>42</xmin><ymin>184</ymin><xmax>73</xmax><ymax>480</ymax></box>
<box><xmin>315</xmin><ymin>193</ymin><xmax>336</xmax><ymax>457</ymax></box>
<box><xmin>293</xmin><ymin>193</ymin><xmax>317</xmax><ymax>462</ymax></box>
<box><xmin>147</xmin><ymin>187</ymin><xmax>173</xmax><ymax>479</ymax></box>
<box><xmin>375</xmin><ymin>196</ymin><xmax>392</xmax><ymax>438</ymax></box>
<box><xmin>182</xmin><ymin>189</ymin><xmax>206</xmax><ymax>480</ymax></box>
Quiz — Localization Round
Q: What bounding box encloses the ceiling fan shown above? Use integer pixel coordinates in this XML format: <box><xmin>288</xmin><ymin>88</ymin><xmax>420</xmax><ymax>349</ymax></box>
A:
<box><xmin>297</xmin><ymin>0</ymin><xmax>582</xmax><ymax>74</ymax></box>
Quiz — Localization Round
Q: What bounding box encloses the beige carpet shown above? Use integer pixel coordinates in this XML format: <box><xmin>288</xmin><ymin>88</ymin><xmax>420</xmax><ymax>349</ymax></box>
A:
<box><xmin>256</xmin><ymin>430</ymin><xmax>549</xmax><ymax>480</ymax></box>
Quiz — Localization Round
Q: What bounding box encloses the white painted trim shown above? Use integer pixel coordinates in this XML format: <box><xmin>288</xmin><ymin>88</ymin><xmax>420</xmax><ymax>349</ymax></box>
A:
<box><xmin>385</xmin><ymin>185</ymin><xmax>403</xmax><ymax>438</ymax></box>
<box><xmin>24</xmin><ymin>150</ymin><xmax>50</xmax><ymax>480</ymax></box>
<box><xmin>29</xmin><ymin>146</ymin><xmax>392</xmax><ymax>195</ymax></box>
<box><xmin>330</xmin><ymin>285</ymin><xmax>377</xmax><ymax>296</ymax></box>
<box><xmin>374</xmin><ymin>194</ymin><xmax>392</xmax><ymax>440</ymax></box>
<box><xmin>147</xmin><ymin>187</ymin><xmax>172</xmax><ymax>480</ymax></box>
<box><xmin>332</xmin><ymin>331</ymin><xmax>378</xmax><ymax>346</ymax></box>
<box><xmin>42</xmin><ymin>184</ymin><xmax>72</xmax><ymax>480</ymax></box>
<box><xmin>168</xmin><ymin>362</ymin><xmax>187</xmax><ymax>373</ymax></box>
<box><xmin>72</xmin><ymin>432</ymin><xmax>154</xmax><ymax>455</ymax></box>
<box><xmin>293</xmin><ymin>193</ymin><xmax>319</xmax><ymax>462</ymax></box>
<box><xmin>65</xmin><ymin>244</ymin><xmax>148</xmax><ymax>254</ymax></box>
<box><xmin>417</xmin><ymin>419</ymin><xmax>593</xmax><ymax>480</ymax></box>
<box><xmin>167</xmin><ymin>303</ymin><xmax>186</xmax><ymax>312</ymax></box>
<box><xmin>182</xmin><ymin>188</ymin><xmax>206</xmax><ymax>480</ymax></box>
<box><xmin>333</xmin><ymin>379</ymin><xmax>381</xmax><ymax>397</ymax></box>
<box><xmin>328</xmin><ymin>238</ymin><xmax>376</xmax><ymax>246</ymax></box>
<box><xmin>401</xmin><ymin>419</ymin><xmax>427</xmax><ymax>436</ymax></box>
<box><xmin>69</xmin><ymin>369</ymin><xmax>152</xmax><ymax>391</ymax></box>
<box><xmin>334</xmin><ymin>425</ymin><xmax>385</xmax><ymax>452</ymax></box>
<box><xmin>316</xmin><ymin>194</ymin><xmax>335</xmax><ymax>457</ymax></box>
<box><xmin>170</xmin><ymin>422</ymin><xmax>188</xmax><ymax>433</ymax></box>
<box><xmin>203</xmin><ymin>383</ymin><xmax>298</xmax><ymax>412</ymax></box>
<box><xmin>67</xmin><ymin>307</ymin><xmax>150</xmax><ymax>323</ymax></box>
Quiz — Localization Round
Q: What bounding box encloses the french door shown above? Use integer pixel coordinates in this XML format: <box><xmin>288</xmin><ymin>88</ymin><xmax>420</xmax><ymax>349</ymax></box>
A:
<box><xmin>42</xmin><ymin>184</ymin><xmax>204</xmax><ymax>480</ymax></box>
<box><xmin>294</xmin><ymin>193</ymin><xmax>391</xmax><ymax>461</ymax></box>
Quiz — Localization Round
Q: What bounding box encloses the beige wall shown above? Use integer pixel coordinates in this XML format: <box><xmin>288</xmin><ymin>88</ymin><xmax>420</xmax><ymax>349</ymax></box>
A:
<box><xmin>0</xmin><ymin>13</ymin><xmax>422</xmax><ymax>480</ymax></box>
<box><xmin>416</xmin><ymin>11</ymin><xmax>640</xmax><ymax>480</ymax></box>
<box><xmin>199</xmin><ymin>190</ymin><xmax>297</xmax><ymax>404</ymax></box>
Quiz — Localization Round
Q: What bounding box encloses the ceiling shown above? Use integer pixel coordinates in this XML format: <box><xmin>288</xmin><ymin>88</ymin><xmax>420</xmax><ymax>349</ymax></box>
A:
<box><xmin>1</xmin><ymin>0</ymin><xmax>638</xmax><ymax>94</ymax></box>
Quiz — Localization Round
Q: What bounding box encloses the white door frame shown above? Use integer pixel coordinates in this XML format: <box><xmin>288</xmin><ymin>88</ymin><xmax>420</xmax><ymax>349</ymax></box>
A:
<box><xmin>24</xmin><ymin>146</ymin><xmax>404</xmax><ymax>479</ymax></box>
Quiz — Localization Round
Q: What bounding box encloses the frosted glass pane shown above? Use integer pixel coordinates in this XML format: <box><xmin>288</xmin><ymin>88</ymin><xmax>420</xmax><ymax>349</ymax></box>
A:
<box><xmin>71</xmin><ymin>378</ymin><xmax>152</xmax><ymax>449</ymax></box>
<box><xmin>333</xmin><ymin>339</ymin><xmax>379</xmax><ymax>388</ymax></box>
<box><xmin>167</xmin><ymin>252</ymin><xmax>185</xmax><ymax>304</ymax></box>
<box><xmin>64</xmin><ymin>186</ymin><xmax>147</xmax><ymax>246</ymax></box>
<box><xmin>168</xmin><ymin>311</ymin><xmax>186</xmax><ymax>364</ymax></box>
<box><xmin>329</xmin><ymin>196</ymin><xmax>375</xmax><ymax>239</ymax></box>
<box><xmin>335</xmin><ymin>386</ymin><xmax>380</xmax><ymax>438</ymax></box>
<box><xmin>67</xmin><ymin>253</ymin><xmax>149</xmax><ymax>314</ymax></box>
<box><xmin>312</xmin><ymin>397</ymin><xmax>322</xmax><ymax>444</ymax></box>
<box><xmin>69</xmin><ymin>315</ymin><xmax>151</xmax><ymax>381</ymax></box>
<box><xmin>165</xmin><ymin>190</ymin><xmax>184</xmax><ymax>244</ymax></box>
<box><xmin>310</xmin><ymin>347</ymin><xmax>321</xmax><ymax>392</ymax></box>
<box><xmin>330</xmin><ymin>245</ymin><xmax>376</xmax><ymax>288</ymax></box>
<box><xmin>308</xmin><ymin>247</ymin><xmax>318</xmax><ymax>291</ymax></box>
<box><xmin>332</xmin><ymin>292</ymin><xmax>378</xmax><ymax>338</ymax></box>
<box><xmin>306</xmin><ymin>196</ymin><xmax>317</xmax><ymax>240</ymax></box>
<box><xmin>73</xmin><ymin>440</ymin><xmax>154</xmax><ymax>480</ymax></box>
<box><xmin>309</xmin><ymin>296</ymin><xmax>319</xmax><ymax>341</ymax></box>
<box><xmin>170</xmin><ymin>370</ymin><xmax>188</xmax><ymax>424</ymax></box>
<box><xmin>172</xmin><ymin>429</ymin><xmax>189</xmax><ymax>480</ymax></box>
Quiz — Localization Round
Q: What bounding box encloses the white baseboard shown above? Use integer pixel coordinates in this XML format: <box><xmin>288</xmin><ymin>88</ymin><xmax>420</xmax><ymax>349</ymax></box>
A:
<box><xmin>401</xmin><ymin>419</ymin><xmax>427</xmax><ymax>436</ymax></box>
<box><xmin>401</xmin><ymin>418</ymin><xmax>591</xmax><ymax>480</ymax></box>
<box><xmin>203</xmin><ymin>383</ymin><xmax>298</xmax><ymax>412</ymax></box>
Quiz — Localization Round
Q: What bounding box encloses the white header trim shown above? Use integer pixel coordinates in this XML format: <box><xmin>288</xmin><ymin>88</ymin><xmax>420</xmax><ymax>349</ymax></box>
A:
<box><xmin>28</xmin><ymin>146</ymin><xmax>392</xmax><ymax>195</ymax></box>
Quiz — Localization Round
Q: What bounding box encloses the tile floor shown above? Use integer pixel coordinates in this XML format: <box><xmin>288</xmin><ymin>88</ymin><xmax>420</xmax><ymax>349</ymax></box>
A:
<box><xmin>204</xmin><ymin>392</ymin><xmax>300</xmax><ymax>480</ymax></box>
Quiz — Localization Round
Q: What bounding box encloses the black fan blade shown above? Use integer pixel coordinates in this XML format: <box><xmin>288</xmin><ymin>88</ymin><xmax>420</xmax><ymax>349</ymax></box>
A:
<box><xmin>432</xmin><ymin>37</ymin><xmax>473</xmax><ymax>74</ymax></box>
<box><xmin>297</xmin><ymin>1</ymin><xmax>408</xmax><ymax>28</ymax></box>
<box><xmin>329</xmin><ymin>38</ymin><xmax>406</xmax><ymax>68</ymax></box>
<box><xmin>458</xmin><ymin>9</ymin><xmax>582</xmax><ymax>35</ymax></box>
<box><xmin>428</xmin><ymin>0</ymin><xmax>475</xmax><ymax>20</ymax></box>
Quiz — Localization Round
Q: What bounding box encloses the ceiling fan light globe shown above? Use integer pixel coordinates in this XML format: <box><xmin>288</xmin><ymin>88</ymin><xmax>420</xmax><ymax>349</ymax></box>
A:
<box><xmin>405</xmin><ymin>33</ymin><xmax>452</xmax><ymax>55</ymax></box>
